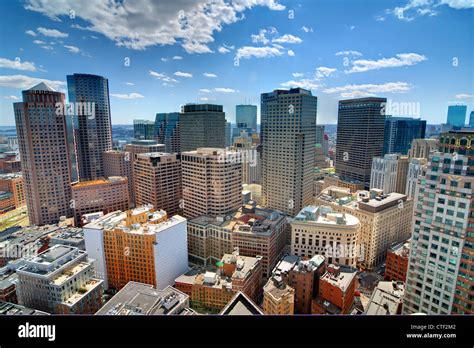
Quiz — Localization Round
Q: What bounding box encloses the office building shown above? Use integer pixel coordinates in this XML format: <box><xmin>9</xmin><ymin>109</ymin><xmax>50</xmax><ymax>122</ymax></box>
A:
<box><xmin>469</xmin><ymin>111</ymin><xmax>474</xmax><ymax>128</ymax></box>
<box><xmin>180</xmin><ymin>104</ymin><xmax>226</xmax><ymax>152</ymax></box>
<box><xmin>404</xmin><ymin>130</ymin><xmax>474</xmax><ymax>314</ymax></box>
<box><xmin>383</xmin><ymin>117</ymin><xmax>426</xmax><ymax>155</ymax></box>
<box><xmin>236</xmin><ymin>105</ymin><xmax>257</xmax><ymax>132</ymax></box>
<box><xmin>95</xmin><ymin>281</ymin><xmax>194</xmax><ymax>315</ymax></box>
<box><xmin>103</xmin><ymin>150</ymin><xmax>133</xmax><ymax>203</ymax></box>
<box><xmin>261</xmin><ymin>88</ymin><xmax>317</xmax><ymax>215</ymax></box>
<box><xmin>385</xmin><ymin>241</ymin><xmax>410</xmax><ymax>282</ymax></box>
<box><xmin>408</xmin><ymin>138</ymin><xmax>437</xmax><ymax>159</ymax></box>
<box><xmin>405</xmin><ymin>157</ymin><xmax>428</xmax><ymax>199</ymax></box>
<box><xmin>16</xmin><ymin>245</ymin><xmax>103</xmax><ymax>314</ymax></box>
<box><xmin>262</xmin><ymin>276</ymin><xmax>295</xmax><ymax>315</ymax></box>
<box><xmin>370</xmin><ymin>154</ymin><xmax>409</xmax><ymax>194</ymax></box>
<box><xmin>316</xmin><ymin>187</ymin><xmax>413</xmax><ymax>269</ymax></box>
<box><xmin>0</xmin><ymin>173</ymin><xmax>25</xmax><ymax>210</ymax></box>
<box><xmin>66</xmin><ymin>73</ymin><xmax>112</xmax><ymax>181</ymax></box>
<box><xmin>335</xmin><ymin>97</ymin><xmax>386</xmax><ymax>188</ymax></box>
<box><xmin>13</xmin><ymin>83</ymin><xmax>73</xmax><ymax>225</ymax></box>
<box><xmin>133</xmin><ymin>119</ymin><xmax>155</xmax><ymax>140</ymax></box>
<box><xmin>291</xmin><ymin>206</ymin><xmax>360</xmax><ymax>267</ymax></box>
<box><xmin>181</xmin><ymin>148</ymin><xmax>242</xmax><ymax>219</ymax></box>
<box><xmin>133</xmin><ymin>152</ymin><xmax>182</xmax><ymax>216</ymax></box>
<box><xmin>225</xmin><ymin>121</ymin><xmax>232</xmax><ymax>147</ymax></box>
<box><xmin>154</xmin><ymin>112</ymin><xmax>180</xmax><ymax>153</ymax></box>
<box><xmin>446</xmin><ymin>104</ymin><xmax>467</xmax><ymax>128</ymax></box>
<box><xmin>312</xmin><ymin>264</ymin><xmax>357</xmax><ymax>314</ymax></box>
<box><xmin>174</xmin><ymin>251</ymin><xmax>262</xmax><ymax>312</ymax></box>
<box><xmin>83</xmin><ymin>205</ymin><xmax>187</xmax><ymax>291</ymax></box>
<box><xmin>71</xmin><ymin>176</ymin><xmax>130</xmax><ymax>226</ymax></box>
<box><xmin>232</xmin><ymin>131</ymin><xmax>261</xmax><ymax>184</ymax></box>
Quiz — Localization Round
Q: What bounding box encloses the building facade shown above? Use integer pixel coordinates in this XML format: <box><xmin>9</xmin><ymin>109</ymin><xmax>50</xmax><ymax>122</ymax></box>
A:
<box><xmin>154</xmin><ymin>112</ymin><xmax>180</xmax><ymax>153</ymax></box>
<box><xmin>383</xmin><ymin>117</ymin><xmax>426</xmax><ymax>155</ymax></box>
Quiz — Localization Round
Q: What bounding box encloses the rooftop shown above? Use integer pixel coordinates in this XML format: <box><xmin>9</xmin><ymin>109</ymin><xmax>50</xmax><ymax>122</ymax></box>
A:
<box><xmin>0</xmin><ymin>301</ymin><xmax>49</xmax><ymax>315</ymax></box>
<box><xmin>220</xmin><ymin>291</ymin><xmax>263</xmax><ymax>315</ymax></box>
<box><xmin>321</xmin><ymin>265</ymin><xmax>357</xmax><ymax>293</ymax></box>
<box><xmin>365</xmin><ymin>281</ymin><xmax>404</xmax><ymax>315</ymax></box>
<box><xmin>294</xmin><ymin>205</ymin><xmax>359</xmax><ymax>226</ymax></box>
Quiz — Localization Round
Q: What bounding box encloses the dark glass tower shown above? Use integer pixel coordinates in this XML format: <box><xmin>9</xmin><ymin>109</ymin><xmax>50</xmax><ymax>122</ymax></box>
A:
<box><xmin>335</xmin><ymin>97</ymin><xmax>386</xmax><ymax>187</ymax></box>
<box><xmin>383</xmin><ymin>116</ymin><xmax>426</xmax><ymax>155</ymax></box>
<box><xmin>155</xmin><ymin>112</ymin><xmax>180</xmax><ymax>153</ymax></box>
<box><xmin>67</xmin><ymin>73</ymin><xmax>112</xmax><ymax>181</ymax></box>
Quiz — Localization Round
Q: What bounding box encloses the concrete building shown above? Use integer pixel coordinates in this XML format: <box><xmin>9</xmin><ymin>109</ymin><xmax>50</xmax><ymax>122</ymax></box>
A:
<box><xmin>16</xmin><ymin>245</ymin><xmax>103</xmax><ymax>314</ymax></box>
<box><xmin>154</xmin><ymin>112</ymin><xmax>180</xmax><ymax>153</ymax></box>
<box><xmin>181</xmin><ymin>148</ymin><xmax>242</xmax><ymax>219</ymax></box>
<box><xmin>103</xmin><ymin>150</ymin><xmax>133</xmax><ymax>203</ymax></box>
<box><xmin>187</xmin><ymin>203</ymin><xmax>287</xmax><ymax>280</ymax></box>
<box><xmin>133</xmin><ymin>152</ymin><xmax>182</xmax><ymax>216</ymax></box>
<box><xmin>95</xmin><ymin>281</ymin><xmax>194</xmax><ymax>315</ymax></box>
<box><xmin>13</xmin><ymin>83</ymin><xmax>73</xmax><ymax>225</ymax></box>
<box><xmin>179</xmin><ymin>104</ymin><xmax>226</xmax><ymax>152</ymax></box>
<box><xmin>0</xmin><ymin>173</ymin><xmax>25</xmax><ymax>210</ymax></box>
<box><xmin>261</xmin><ymin>88</ymin><xmax>316</xmax><ymax>216</ymax></box>
<box><xmin>71</xmin><ymin>176</ymin><xmax>130</xmax><ymax>226</ymax></box>
<box><xmin>365</xmin><ymin>281</ymin><xmax>404</xmax><ymax>315</ymax></box>
<box><xmin>335</xmin><ymin>97</ymin><xmax>386</xmax><ymax>188</ymax></box>
<box><xmin>83</xmin><ymin>205</ymin><xmax>188</xmax><ymax>291</ymax></box>
<box><xmin>404</xmin><ymin>131</ymin><xmax>474</xmax><ymax>315</ymax></box>
<box><xmin>312</xmin><ymin>264</ymin><xmax>357</xmax><ymax>314</ymax></box>
<box><xmin>316</xmin><ymin>186</ymin><xmax>413</xmax><ymax>269</ymax></box>
<box><xmin>385</xmin><ymin>240</ymin><xmax>410</xmax><ymax>282</ymax></box>
<box><xmin>370</xmin><ymin>154</ymin><xmax>409</xmax><ymax>194</ymax></box>
<box><xmin>262</xmin><ymin>276</ymin><xmax>294</xmax><ymax>315</ymax></box>
<box><xmin>0</xmin><ymin>301</ymin><xmax>49</xmax><ymax>315</ymax></box>
<box><xmin>291</xmin><ymin>206</ymin><xmax>360</xmax><ymax>267</ymax></box>
<box><xmin>405</xmin><ymin>158</ymin><xmax>428</xmax><ymax>199</ymax></box>
<box><xmin>232</xmin><ymin>131</ymin><xmax>261</xmax><ymax>184</ymax></box>
<box><xmin>408</xmin><ymin>138</ymin><xmax>437</xmax><ymax>159</ymax></box>
<box><xmin>174</xmin><ymin>251</ymin><xmax>262</xmax><ymax>312</ymax></box>
<box><xmin>66</xmin><ymin>73</ymin><xmax>112</xmax><ymax>181</ymax></box>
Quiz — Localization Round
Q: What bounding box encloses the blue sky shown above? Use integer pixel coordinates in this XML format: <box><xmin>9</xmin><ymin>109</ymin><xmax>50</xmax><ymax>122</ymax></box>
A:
<box><xmin>0</xmin><ymin>0</ymin><xmax>473</xmax><ymax>126</ymax></box>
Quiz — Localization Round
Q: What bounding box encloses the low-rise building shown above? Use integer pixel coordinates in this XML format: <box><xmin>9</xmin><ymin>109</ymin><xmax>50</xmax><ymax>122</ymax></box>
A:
<box><xmin>385</xmin><ymin>241</ymin><xmax>410</xmax><ymax>282</ymax></box>
<box><xmin>262</xmin><ymin>276</ymin><xmax>294</xmax><ymax>315</ymax></box>
<box><xmin>0</xmin><ymin>173</ymin><xmax>25</xmax><ymax>210</ymax></box>
<box><xmin>365</xmin><ymin>281</ymin><xmax>404</xmax><ymax>315</ymax></box>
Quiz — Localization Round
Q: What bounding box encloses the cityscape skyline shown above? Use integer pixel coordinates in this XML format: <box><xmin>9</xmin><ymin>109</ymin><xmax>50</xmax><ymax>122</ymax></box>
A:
<box><xmin>0</xmin><ymin>0</ymin><xmax>473</xmax><ymax>126</ymax></box>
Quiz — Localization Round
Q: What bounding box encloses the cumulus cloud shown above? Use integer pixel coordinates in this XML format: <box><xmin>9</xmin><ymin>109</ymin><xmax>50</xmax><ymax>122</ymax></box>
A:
<box><xmin>64</xmin><ymin>45</ymin><xmax>80</xmax><ymax>53</ymax></box>
<box><xmin>346</xmin><ymin>53</ymin><xmax>427</xmax><ymax>73</ymax></box>
<box><xmin>316</xmin><ymin>67</ymin><xmax>337</xmax><ymax>78</ymax></box>
<box><xmin>0</xmin><ymin>74</ymin><xmax>65</xmax><ymax>90</ymax></box>
<box><xmin>25</xmin><ymin>30</ymin><xmax>37</xmax><ymax>36</ymax></box>
<box><xmin>37</xmin><ymin>27</ymin><xmax>68</xmax><ymax>38</ymax></box>
<box><xmin>287</xmin><ymin>50</ymin><xmax>295</xmax><ymax>56</ymax></box>
<box><xmin>149</xmin><ymin>70</ymin><xmax>178</xmax><ymax>83</ymax></box>
<box><xmin>199</xmin><ymin>87</ymin><xmax>238</xmax><ymax>93</ymax></box>
<box><xmin>455</xmin><ymin>94</ymin><xmax>473</xmax><ymax>99</ymax></box>
<box><xmin>335</xmin><ymin>50</ymin><xmax>362</xmax><ymax>57</ymax></box>
<box><xmin>110</xmin><ymin>92</ymin><xmax>144</xmax><ymax>99</ymax></box>
<box><xmin>174</xmin><ymin>71</ymin><xmax>193</xmax><ymax>78</ymax></box>
<box><xmin>323</xmin><ymin>82</ymin><xmax>412</xmax><ymax>97</ymax></box>
<box><xmin>281</xmin><ymin>79</ymin><xmax>320</xmax><ymax>90</ymax></box>
<box><xmin>236</xmin><ymin>46</ymin><xmax>283</xmax><ymax>59</ymax></box>
<box><xmin>300</xmin><ymin>26</ymin><xmax>313</xmax><ymax>33</ymax></box>
<box><xmin>388</xmin><ymin>0</ymin><xmax>473</xmax><ymax>21</ymax></box>
<box><xmin>24</xmin><ymin>0</ymin><xmax>285</xmax><ymax>53</ymax></box>
<box><xmin>272</xmin><ymin>34</ymin><xmax>302</xmax><ymax>44</ymax></box>
<box><xmin>0</xmin><ymin>58</ymin><xmax>37</xmax><ymax>71</ymax></box>
<box><xmin>203</xmin><ymin>72</ymin><xmax>218</xmax><ymax>78</ymax></box>
<box><xmin>172</xmin><ymin>56</ymin><xmax>183</xmax><ymax>60</ymax></box>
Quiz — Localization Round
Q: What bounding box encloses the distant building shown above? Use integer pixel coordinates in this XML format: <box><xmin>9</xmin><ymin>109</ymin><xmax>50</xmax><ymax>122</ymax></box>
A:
<box><xmin>174</xmin><ymin>251</ymin><xmax>262</xmax><ymax>312</ymax></box>
<box><xmin>83</xmin><ymin>205</ymin><xmax>187</xmax><ymax>291</ymax></box>
<box><xmin>370</xmin><ymin>154</ymin><xmax>409</xmax><ymax>194</ymax></box>
<box><xmin>469</xmin><ymin>111</ymin><xmax>474</xmax><ymax>128</ymax></box>
<box><xmin>336</xmin><ymin>97</ymin><xmax>386</xmax><ymax>188</ymax></box>
<box><xmin>133</xmin><ymin>119</ymin><xmax>155</xmax><ymax>140</ymax></box>
<box><xmin>383</xmin><ymin>117</ymin><xmax>426</xmax><ymax>155</ymax></box>
<box><xmin>408</xmin><ymin>138</ymin><xmax>437</xmax><ymax>159</ymax></box>
<box><xmin>385</xmin><ymin>241</ymin><xmax>410</xmax><ymax>282</ymax></box>
<box><xmin>16</xmin><ymin>245</ymin><xmax>103</xmax><ymax>314</ymax></box>
<box><xmin>154</xmin><ymin>112</ymin><xmax>180</xmax><ymax>153</ymax></box>
<box><xmin>71</xmin><ymin>177</ymin><xmax>130</xmax><ymax>226</ymax></box>
<box><xmin>312</xmin><ymin>264</ymin><xmax>357</xmax><ymax>314</ymax></box>
<box><xmin>236</xmin><ymin>105</ymin><xmax>257</xmax><ymax>132</ymax></box>
<box><xmin>232</xmin><ymin>130</ymin><xmax>261</xmax><ymax>184</ymax></box>
<box><xmin>179</xmin><ymin>104</ymin><xmax>226</xmax><ymax>152</ymax></box>
<box><xmin>225</xmin><ymin>121</ymin><xmax>232</xmax><ymax>147</ymax></box>
<box><xmin>446</xmin><ymin>104</ymin><xmax>467</xmax><ymax>128</ymax></box>
<box><xmin>103</xmin><ymin>150</ymin><xmax>133</xmax><ymax>203</ymax></box>
<box><xmin>95</xmin><ymin>281</ymin><xmax>194</xmax><ymax>315</ymax></box>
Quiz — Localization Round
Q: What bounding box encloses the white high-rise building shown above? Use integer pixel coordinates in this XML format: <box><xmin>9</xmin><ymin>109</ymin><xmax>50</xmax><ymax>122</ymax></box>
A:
<box><xmin>370</xmin><ymin>154</ymin><xmax>399</xmax><ymax>194</ymax></box>
<box><xmin>405</xmin><ymin>158</ymin><xmax>428</xmax><ymax>199</ymax></box>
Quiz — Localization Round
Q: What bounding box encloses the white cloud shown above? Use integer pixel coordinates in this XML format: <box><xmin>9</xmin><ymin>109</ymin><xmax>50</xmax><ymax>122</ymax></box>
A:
<box><xmin>251</xmin><ymin>29</ymin><xmax>271</xmax><ymax>45</ymax></box>
<box><xmin>3</xmin><ymin>95</ymin><xmax>20</xmax><ymax>100</ymax></box>
<box><xmin>292</xmin><ymin>73</ymin><xmax>304</xmax><ymax>78</ymax></box>
<box><xmin>174</xmin><ymin>71</ymin><xmax>193</xmax><ymax>78</ymax></box>
<box><xmin>455</xmin><ymin>94</ymin><xmax>473</xmax><ymax>99</ymax></box>
<box><xmin>37</xmin><ymin>27</ymin><xmax>68</xmax><ymax>38</ymax></box>
<box><xmin>203</xmin><ymin>73</ymin><xmax>218</xmax><ymax>78</ymax></box>
<box><xmin>0</xmin><ymin>58</ymin><xmax>37</xmax><ymax>71</ymax></box>
<box><xmin>161</xmin><ymin>57</ymin><xmax>169</xmax><ymax>62</ymax></box>
<box><xmin>24</xmin><ymin>0</ymin><xmax>285</xmax><ymax>53</ymax></box>
<box><xmin>25</xmin><ymin>30</ymin><xmax>37</xmax><ymax>36</ymax></box>
<box><xmin>126</xmin><ymin>82</ymin><xmax>135</xmax><ymax>86</ymax></box>
<box><xmin>0</xmin><ymin>74</ymin><xmax>65</xmax><ymax>90</ymax></box>
<box><xmin>323</xmin><ymin>82</ymin><xmax>412</xmax><ymax>97</ymax></box>
<box><xmin>388</xmin><ymin>0</ymin><xmax>473</xmax><ymax>21</ymax></box>
<box><xmin>199</xmin><ymin>89</ymin><xmax>212</xmax><ymax>93</ymax></box>
<box><xmin>110</xmin><ymin>92</ymin><xmax>144</xmax><ymax>99</ymax></box>
<box><xmin>218</xmin><ymin>46</ymin><xmax>231</xmax><ymax>54</ymax></box>
<box><xmin>172</xmin><ymin>56</ymin><xmax>183</xmax><ymax>60</ymax></box>
<box><xmin>33</xmin><ymin>40</ymin><xmax>46</xmax><ymax>45</ymax></box>
<box><xmin>149</xmin><ymin>70</ymin><xmax>178</xmax><ymax>83</ymax></box>
<box><xmin>287</xmin><ymin>50</ymin><xmax>295</xmax><ymax>56</ymax></box>
<box><xmin>375</xmin><ymin>15</ymin><xmax>386</xmax><ymax>21</ymax></box>
<box><xmin>64</xmin><ymin>45</ymin><xmax>80</xmax><ymax>53</ymax></box>
<box><xmin>300</xmin><ymin>26</ymin><xmax>313</xmax><ymax>33</ymax></box>
<box><xmin>272</xmin><ymin>34</ymin><xmax>302</xmax><ymax>44</ymax></box>
<box><xmin>236</xmin><ymin>46</ymin><xmax>283</xmax><ymax>59</ymax></box>
<box><xmin>346</xmin><ymin>53</ymin><xmax>427</xmax><ymax>73</ymax></box>
<box><xmin>335</xmin><ymin>50</ymin><xmax>362</xmax><ymax>57</ymax></box>
<box><xmin>199</xmin><ymin>87</ymin><xmax>238</xmax><ymax>93</ymax></box>
<box><xmin>281</xmin><ymin>79</ymin><xmax>320</xmax><ymax>90</ymax></box>
<box><xmin>316</xmin><ymin>67</ymin><xmax>337</xmax><ymax>78</ymax></box>
<box><xmin>200</xmin><ymin>97</ymin><xmax>209</xmax><ymax>101</ymax></box>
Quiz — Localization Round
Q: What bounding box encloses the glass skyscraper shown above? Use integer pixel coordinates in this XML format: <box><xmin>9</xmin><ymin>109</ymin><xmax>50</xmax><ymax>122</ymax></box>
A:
<box><xmin>67</xmin><ymin>73</ymin><xmax>113</xmax><ymax>181</ymax></box>
<box><xmin>154</xmin><ymin>112</ymin><xmax>180</xmax><ymax>153</ymax></box>
<box><xmin>383</xmin><ymin>116</ymin><xmax>426</xmax><ymax>155</ymax></box>
<box><xmin>133</xmin><ymin>119</ymin><xmax>155</xmax><ymax>140</ymax></box>
<box><xmin>446</xmin><ymin>105</ymin><xmax>467</xmax><ymax>128</ymax></box>
<box><xmin>236</xmin><ymin>104</ymin><xmax>257</xmax><ymax>131</ymax></box>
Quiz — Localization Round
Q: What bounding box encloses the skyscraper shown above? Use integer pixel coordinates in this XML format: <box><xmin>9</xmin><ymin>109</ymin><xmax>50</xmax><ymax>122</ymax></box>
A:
<box><xmin>225</xmin><ymin>121</ymin><xmax>232</xmax><ymax>147</ymax></box>
<box><xmin>155</xmin><ymin>112</ymin><xmax>180</xmax><ymax>153</ymax></box>
<box><xmin>13</xmin><ymin>83</ymin><xmax>72</xmax><ymax>225</ymax></box>
<box><xmin>403</xmin><ymin>130</ymin><xmax>474</xmax><ymax>315</ymax></box>
<box><xmin>469</xmin><ymin>111</ymin><xmax>474</xmax><ymax>128</ymax></box>
<box><xmin>236</xmin><ymin>104</ymin><xmax>257</xmax><ymax>131</ymax></box>
<box><xmin>67</xmin><ymin>73</ymin><xmax>113</xmax><ymax>181</ymax></box>
<box><xmin>133</xmin><ymin>119</ymin><xmax>155</xmax><ymax>140</ymax></box>
<box><xmin>179</xmin><ymin>104</ymin><xmax>226</xmax><ymax>152</ymax></box>
<box><xmin>446</xmin><ymin>104</ymin><xmax>467</xmax><ymax>128</ymax></box>
<box><xmin>383</xmin><ymin>116</ymin><xmax>426</xmax><ymax>155</ymax></box>
<box><xmin>335</xmin><ymin>97</ymin><xmax>386</xmax><ymax>188</ymax></box>
<box><xmin>261</xmin><ymin>88</ymin><xmax>317</xmax><ymax>216</ymax></box>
